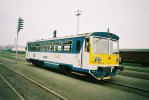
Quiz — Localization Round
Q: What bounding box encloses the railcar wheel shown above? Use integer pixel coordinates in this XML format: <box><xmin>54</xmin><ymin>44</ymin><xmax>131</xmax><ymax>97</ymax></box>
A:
<box><xmin>41</xmin><ymin>62</ymin><xmax>45</xmax><ymax>69</ymax></box>
<box><xmin>32</xmin><ymin>60</ymin><xmax>36</xmax><ymax>66</ymax></box>
<box><xmin>59</xmin><ymin>66</ymin><xmax>72</xmax><ymax>76</ymax></box>
<box><xmin>59</xmin><ymin>66</ymin><xmax>65</xmax><ymax>73</ymax></box>
<box><xmin>65</xmin><ymin>68</ymin><xmax>72</xmax><ymax>76</ymax></box>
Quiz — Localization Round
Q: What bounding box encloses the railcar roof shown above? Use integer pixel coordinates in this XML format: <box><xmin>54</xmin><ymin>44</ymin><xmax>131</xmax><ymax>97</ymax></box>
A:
<box><xmin>27</xmin><ymin>32</ymin><xmax>119</xmax><ymax>43</ymax></box>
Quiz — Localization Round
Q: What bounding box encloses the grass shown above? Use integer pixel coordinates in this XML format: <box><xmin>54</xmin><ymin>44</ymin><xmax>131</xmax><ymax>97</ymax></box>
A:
<box><xmin>0</xmin><ymin>51</ymin><xmax>25</xmax><ymax>57</ymax></box>
<box><xmin>120</xmin><ymin>62</ymin><xmax>149</xmax><ymax>73</ymax></box>
<box><xmin>0</xmin><ymin>51</ymin><xmax>25</xmax><ymax>62</ymax></box>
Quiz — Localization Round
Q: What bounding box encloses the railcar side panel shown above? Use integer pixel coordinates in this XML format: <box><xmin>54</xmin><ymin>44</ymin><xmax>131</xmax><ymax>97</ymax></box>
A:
<box><xmin>26</xmin><ymin>32</ymin><xmax>123</xmax><ymax>80</ymax></box>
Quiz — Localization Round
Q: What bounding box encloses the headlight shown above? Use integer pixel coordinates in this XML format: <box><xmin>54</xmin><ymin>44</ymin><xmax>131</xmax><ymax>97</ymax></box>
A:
<box><xmin>116</xmin><ymin>57</ymin><xmax>121</xmax><ymax>62</ymax></box>
<box><xmin>94</xmin><ymin>57</ymin><xmax>101</xmax><ymax>63</ymax></box>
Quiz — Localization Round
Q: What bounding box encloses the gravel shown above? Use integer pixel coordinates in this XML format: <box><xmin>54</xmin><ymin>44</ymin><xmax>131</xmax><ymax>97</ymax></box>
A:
<box><xmin>0</xmin><ymin>56</ymin><xmax>149</xmax><ymax>100</ymax></box>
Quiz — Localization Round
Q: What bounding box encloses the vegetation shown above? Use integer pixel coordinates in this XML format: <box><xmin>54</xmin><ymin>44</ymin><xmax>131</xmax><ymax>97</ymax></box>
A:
<box><xmin>120</xmin><ymin>63</ymin><xmax>149</xmax><ymax>73</ymax></box>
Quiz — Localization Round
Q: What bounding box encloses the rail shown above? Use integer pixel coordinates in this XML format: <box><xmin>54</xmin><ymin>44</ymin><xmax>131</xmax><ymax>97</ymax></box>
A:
<box><xmin>0</xmin><ymin>63</ymin><xmax>67</xmax><ymax>100</ymax></box>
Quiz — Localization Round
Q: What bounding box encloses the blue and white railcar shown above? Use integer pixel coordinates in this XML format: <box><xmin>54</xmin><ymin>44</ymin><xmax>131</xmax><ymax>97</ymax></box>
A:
<box><xmin>26</xmin><ymin>32</ymin><xmax>123</xmax><ymax>80</ymax></box>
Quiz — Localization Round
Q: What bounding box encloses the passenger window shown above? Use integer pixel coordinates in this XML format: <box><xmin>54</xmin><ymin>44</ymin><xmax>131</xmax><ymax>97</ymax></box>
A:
<box><xmin>47</xmin><ymin>42</ymin><xmax>53</xmax><ymax>51</ymax></box>
<box><xmin>76</xmin><ymin>40</ymin><xmax>81</xmax><ymax>52</ymax></box>
<box><xmin>85</xmin><ymin>38</ymin><xmax>89</xmax><ymax>52</ymax></box>
<box><xmin>54</xmin><ymin>41</ymin><xmax>62</xmax><ymax>51</ymax></box>
<box><xmin>48</xmin><ymin>45</ymin><xmax>53</xmax><ymax>51</ymax></box>
<box><xmin>63</xmin><ymin>40</ymin><xmax>72</xmax><ymax>52</ymax></box>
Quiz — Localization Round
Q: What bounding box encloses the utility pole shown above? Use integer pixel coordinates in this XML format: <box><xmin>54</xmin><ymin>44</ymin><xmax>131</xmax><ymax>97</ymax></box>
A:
<box><xmin>75</xmin><ymin>10</ymin><xmax>82</xmax><ymax>34</ymax></box>
<box><xmin>16</xmin><ymin>17</ymin><xmax>24</xmax><ymax>64</ymax></box>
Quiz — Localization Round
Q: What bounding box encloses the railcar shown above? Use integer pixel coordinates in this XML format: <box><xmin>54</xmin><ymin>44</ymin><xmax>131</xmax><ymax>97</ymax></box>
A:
<box><xmin>120</xmin><ymin>49</ymin><xmax>149</xmax><ymax>66</ymax></box>
<box><xmin>26</xmin><ymin>32</ymin><xmax>123</xmax><ymax>80</ymax></box>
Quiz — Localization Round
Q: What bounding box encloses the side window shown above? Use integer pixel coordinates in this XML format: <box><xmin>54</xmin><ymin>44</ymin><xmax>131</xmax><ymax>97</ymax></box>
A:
<box><xmin>48</xmin><ymin>45</ymin><xmax>53</xmax><ymax>51</ymax></box>
<box><xmin>39</xmin><ymin>43</ymin><xmax>48</xmax><ymax>52</ymax></box>
<box><xmin>43</xmin><ymin>45</ymin><xmax>47</xmax><ymax>52</ymax></box>
<box><xmin>54</xmin><ymin>41</ymin><xmax>62</xmax><ymax>52</ymax></box>
<box><xmin>47</xmin><ymin>42</ymin><xmax>53</xmax><ymax>51</ymax></box>
<box><xmin>63</xmin><ymin>40</ymin><xmax>72</xmax><ymax>52</ymax></box>
<box><xmin>85</xmin><ymin>38</ymin><xmax>89</xmax><ymax>52</ymax></box>
<box><xmin>30</xmin><ymin>44</ymin><xmax>36</xmax><ymax>51</ymax></box>
<box><xmin>29</xmin><ymin>43</ymin><xmax>40</xmax><ymax>51</ymax></box>
<box><xmin>40</xmin><ymin>43</ymin><xmax>44</xmax><ymax>51</ymax></box>
<box><xmin>76</xmin><ymin>40</ymin><xmax>81</xmax><ymax>52</ymax></box>
<box><xmin>36</xmin><ymin>44</ymin><xmax>40</xmax><ymax>51</ymax></box>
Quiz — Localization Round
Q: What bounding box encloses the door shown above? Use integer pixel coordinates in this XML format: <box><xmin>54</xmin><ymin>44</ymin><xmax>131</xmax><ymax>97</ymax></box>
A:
<box><xmin>82</xmin><ymin>38</ymin><xmax>90</xmax><ymax>69</ymax></box>
<box><xmin>75</xmin><ymin>38</ymin><xmax>84</xmax><ymax>70</ymax></box>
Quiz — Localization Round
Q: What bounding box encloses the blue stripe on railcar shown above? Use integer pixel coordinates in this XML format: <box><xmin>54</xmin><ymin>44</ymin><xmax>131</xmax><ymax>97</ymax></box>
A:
<box><xmin>28</xmin><ymin>37</ymin><xmax>85</xmax><ymax>54</ymax></box>
<box><xmin>72</xmin><ymin>67</ymin><xmax>89</xmax><ymax>73</ymax></box>
<box><xmin>91</xmin><ymin>32</ymin><xmax>119</xmax><ymax>40</ymax></box>
<box><xmin>28</xmin><ymin>58</ymin><xmax>89</xmax><ymax>73</ymax></box>
<box><xmin>44</xmin><ymin>60</ymin><xmax>89</xmax><ymax>73</ymax></box>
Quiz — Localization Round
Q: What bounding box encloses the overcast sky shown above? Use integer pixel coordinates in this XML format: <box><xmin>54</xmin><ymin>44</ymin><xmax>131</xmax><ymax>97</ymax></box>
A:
<box><xmin>0</xmin><ymin>0</ymin><xmax>149</xmax><ymax>49</ymax></box>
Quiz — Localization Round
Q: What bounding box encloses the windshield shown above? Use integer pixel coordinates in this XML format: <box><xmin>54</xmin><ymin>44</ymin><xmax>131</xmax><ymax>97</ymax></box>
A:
<box><xmin>109</xmin><ymin>40</ymin><xmax>119</xmax><ymax>54</ymax></box>
<box><xmin>92</xmin><ymin>37</ymin><xmax>119</xmax><ymax>54</ymax></box>
<box><xmin>93</xmin><ymin>37</ymin><xmax>108</xmax><ymax>54</ymax></box>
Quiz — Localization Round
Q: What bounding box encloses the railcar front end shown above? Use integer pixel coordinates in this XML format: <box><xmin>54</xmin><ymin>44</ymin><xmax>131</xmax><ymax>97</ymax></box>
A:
<box><xmin>84</xmin><ymin>32</ymin><xmax>123</xmax><ymax>80</ymax></box>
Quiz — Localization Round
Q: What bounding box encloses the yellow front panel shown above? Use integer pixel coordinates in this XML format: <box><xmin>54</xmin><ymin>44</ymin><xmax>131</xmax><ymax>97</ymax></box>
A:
<box><xmin>89</xmin><ymin>53</ymin><xmax>119</xmax><ymax>66</ymax></box>
<box><xmin>89</xmin><ymin>37</ymin><xmax>119</xmax><ymax>66</ymax></box>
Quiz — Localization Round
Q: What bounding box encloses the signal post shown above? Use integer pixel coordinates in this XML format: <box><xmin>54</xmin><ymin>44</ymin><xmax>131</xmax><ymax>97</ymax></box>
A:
<box><xmin>16</xmin><ymin>17</ymin><xmax>24</xmax><ymax>64</ymax></box>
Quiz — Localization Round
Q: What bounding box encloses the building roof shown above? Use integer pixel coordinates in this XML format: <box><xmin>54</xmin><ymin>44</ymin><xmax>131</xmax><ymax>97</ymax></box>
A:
<box><xmin>120</xmin><ymin>49</ymin><xmax>149</xmax><ymax>52</ymax></box>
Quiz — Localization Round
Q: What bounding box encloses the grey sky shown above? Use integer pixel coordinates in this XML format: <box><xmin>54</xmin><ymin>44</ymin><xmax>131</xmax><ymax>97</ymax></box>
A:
<box><xmin>0</xmin><ymin>0</ymin><xmax>149</xmax><ymax>49</ymax></box>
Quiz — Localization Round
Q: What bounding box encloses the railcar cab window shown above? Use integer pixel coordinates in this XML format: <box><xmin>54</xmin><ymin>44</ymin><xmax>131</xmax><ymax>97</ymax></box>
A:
<box><xmin>54</xmin><ymin>41</ymin><xmax>62</xmax><ymax>51</ymax></box>
<box><xmin>63</xmin><ymin>40</ymin><xmax>72</xmax><ymax>52</ymax></box>
<box><xmin>92</xmin><ymin>37</ymin><xmax>119</xmax><ymax>54</ymax></box>
<box><xmin>85</xmin><ymin>38</ymin><xmax>89</xmax><ymax>52</ymax></box>
<box><xmin>93</xmin><ymin>37</ymin><xmax>109</xmax><ymax>54</ymax></box>
<box><xmin>110</xmin><ymin>40</ymin><xmax>119</xmax><ymax>54</ymax></box>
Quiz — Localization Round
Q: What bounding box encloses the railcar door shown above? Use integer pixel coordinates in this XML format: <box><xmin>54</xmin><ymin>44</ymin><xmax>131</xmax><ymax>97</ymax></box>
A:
<box><xmin>75</xmin><ymin>38</ymin><xmax>83</xmax><ymax>70</ymax></box>
<box><xmin>25</xmin><ymin>43</ymin><xmax>29</xmax><ymax>59</ymax></box>
<box><xmin>82</xmin><ymin>37</ymin><xmax>90</xmax><ymax>70</ymax></box>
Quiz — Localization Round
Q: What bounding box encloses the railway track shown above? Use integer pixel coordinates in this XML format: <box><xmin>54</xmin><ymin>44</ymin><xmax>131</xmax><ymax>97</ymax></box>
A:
<box><xmin>104</xmin><ymin>80</ymin><xmax>149</xmax><ymax>95</ymax></box>
<box><xmin>0</xmin><ymin>73</ymin><xmax>25</xmax><ymax>100</ymax></box>
<box><xmin>1</xmin><ymin>52</ymin><xmax>149</xmax><ymax>80</ymax></box>
<box><xmin>118</xmin><ymin>71</ymin><xmax>149</xmax><ymax>80</ymax></box>
<box><xmin>0</xmin><ymin>63</ymin><xmax>67</xmax><ymax>100</ymax></box>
